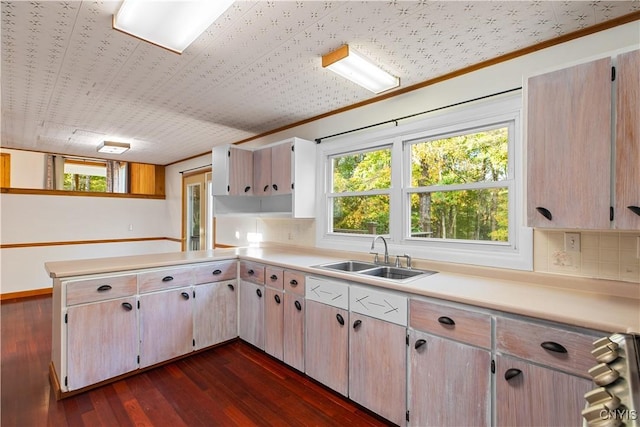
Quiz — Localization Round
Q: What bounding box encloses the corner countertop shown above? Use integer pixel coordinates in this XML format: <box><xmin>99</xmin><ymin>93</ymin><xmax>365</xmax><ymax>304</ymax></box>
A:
<box><xmin>45</xmin><ymin>244</ymin><xmax>640</xmax><ymax>334</ymax></box>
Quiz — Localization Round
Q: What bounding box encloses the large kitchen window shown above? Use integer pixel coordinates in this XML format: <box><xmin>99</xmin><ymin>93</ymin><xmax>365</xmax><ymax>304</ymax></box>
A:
<box><xmin>317</xmin><ymin>94</ymin><xmax>532</xmax><ymax>270</ymax></box>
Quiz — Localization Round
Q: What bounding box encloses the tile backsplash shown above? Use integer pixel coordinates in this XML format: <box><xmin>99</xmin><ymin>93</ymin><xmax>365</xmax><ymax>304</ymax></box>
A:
<box><xmin>534</xmin><ymin>230</ymin><xmax>640</xmax><ymax>283</ymax></box>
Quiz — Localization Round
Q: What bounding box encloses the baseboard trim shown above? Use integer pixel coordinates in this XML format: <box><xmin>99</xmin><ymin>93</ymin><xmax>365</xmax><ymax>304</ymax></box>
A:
<box><xmin>1</xmin><ymin>287</ymin><xmax>52</xmax><ymax>302</ymax></box>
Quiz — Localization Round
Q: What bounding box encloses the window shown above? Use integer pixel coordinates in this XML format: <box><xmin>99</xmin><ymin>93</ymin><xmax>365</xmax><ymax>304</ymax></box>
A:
<box><xmin>317</xmin><ymin>94</ymin><xmax>532</xmax><ymax>270</ymax></box>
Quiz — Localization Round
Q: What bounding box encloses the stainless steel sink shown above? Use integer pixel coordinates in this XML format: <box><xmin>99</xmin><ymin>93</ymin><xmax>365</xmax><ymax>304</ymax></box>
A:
<box><xmin>358</xmin><ymin>266</ymin><xmax>437</xmax><ymax>281</ymax></box>
<box><xmin>315</xmin><ymin>260</ymin><xmax>378</xmax><ymax>272</ymax></box>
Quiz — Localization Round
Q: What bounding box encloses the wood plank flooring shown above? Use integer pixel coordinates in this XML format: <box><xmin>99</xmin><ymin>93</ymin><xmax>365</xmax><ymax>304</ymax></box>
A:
<box><xmin>1</xmin><ymin>296</ymin><xmax>393</xmax><ymax>426</ymax></box>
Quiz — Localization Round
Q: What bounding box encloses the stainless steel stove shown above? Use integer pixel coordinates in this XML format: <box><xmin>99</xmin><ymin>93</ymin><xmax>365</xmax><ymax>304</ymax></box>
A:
<box><xmin>583</xmin><ymin>333</ymin><xmax>640</xmax><ymax>427</ymax></box>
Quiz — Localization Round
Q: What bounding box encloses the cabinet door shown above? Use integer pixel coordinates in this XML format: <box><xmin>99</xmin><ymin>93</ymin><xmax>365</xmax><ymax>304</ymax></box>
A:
<box><xmin>350</xmin><ymin>313</ymin><xmax>407</xmax><ymax>426</ymax></box>
<box><xmin>229</xmin><ymin>147</ymin><xmax>253</xmax><ymax>196</ymax></box>
<box><xmin>139</xmin><ymin>287</ymin><xmax>193</xmax><ymax>368</ymax></box>
<box><xmin>67</xmin><ymin>297</ymin><xmax>138</xmax><ymax>391</ymax></box>
<box><xmin>408</xmin><ymin>330</ymin><xmax>490</xmax><ymax>427</ymax></box>
<box><xmin>615</xmin><ymin>49</ymin><xmax>640</xmax><ymax>230</ymax></box>
<box><xmin>253</xmin><ymin>147</ymin><xmax>272</xmax><ymax>196</ymax></box>
<box><xmin>193</xmin><ymin>280</ymin><xmax>238</xmax><ymax>350</ymax></box>
<box><xmin>264</xmin><ymin>288</ymin><xmax>284</xmax><ymax>360</ymax></box>
<box><xmin>271</xmin><ymin>141</ymin><xmax>292</xmax><ymax>195</ymax></box>
<box><xmin>305</xmin><ymin>300</ymin><xmax>349</xmax><ymax>396</ymax></box>
<box><xmin>283</xmin><ymin>293</ymin><xmax>304</xmax><ymax>372</ymax></box>
<box><xmin>527</xmin><ymin>57</ymin><xmax>611</xmax><ymax>228</ymax></box>
<box><xmin>238</xmin><ymin>280</ymin><xmax>264</xmax><ymax>349</ymax></box>
<box><xmin>495</xmin><ymin>354</ymin><xmax>592</xmax><ymax>427</ymax></box>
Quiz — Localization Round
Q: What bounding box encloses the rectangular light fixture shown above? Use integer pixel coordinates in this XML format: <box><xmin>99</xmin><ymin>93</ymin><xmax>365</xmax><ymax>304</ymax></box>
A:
<box><xmin>113</xmin><ymin>0</ymin><xmax>235</xmax><ymax>54</ymax></box>
<box><xmin>97</xmin><ymin>141</ymin><xmax>130</xmax><ymax>154</ymax></box>
<box><xmin>322</xmin><ymin>45</ymin><xmax>400</xmax><ymax>94</ymax></box>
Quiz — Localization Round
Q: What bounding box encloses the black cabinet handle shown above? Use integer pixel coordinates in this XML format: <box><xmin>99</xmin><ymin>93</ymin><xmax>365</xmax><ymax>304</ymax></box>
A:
<box><xmin>541</xmin><ymin>341</ymin><xmax>567</xmax><ymax>354</ymax></box>
<box><xmin>264</xmin><ymin>185</ymin><xmax>269</xmax><ymax>192</ymax></box>
<box><xmin>505</xmin><ymin>368</ymin><xmax>522</xmax><ymax>381</ymax></box>
<box><xmin>256</xmin><ymin>288</ymin><xmax>262</xmax><ymax>298</ymax></box>
<box><xmin>272</xmin><ymin>184</ymin><xmax>278</xmax><ymax>191</ymax></box>
<box><xmin>247</xmin><ymin>269</ymin><xmax>255</xmax><ymax>275</ymax></box>
<box><xmin>535</xmin><ymin>207</ymin><xmax>553</xmax><ymax>221</ymax></box>
<box><xmin>353</xmin><ymin>319</ymin><xmax>362</xmax><ymax>330</ymax></box>
<box><xmin>97</xmin><ymin>285</ymin><xmax>112</xmax><ymax>292</ymax></box>
<box><xmin>181</xmin><ymin>292</ymin><xmax>190</xmax><ymax>300</ymax></box>
<box><xmin>294</xmin><ymin>300</ymin><xmax>302</xmax><ymax>311</ymax></box>
<box><xmin>628</xmin><ymin>206</ymin><xmax>640</xmax><ymax>217</ymax></box>
<box><xmin>438</xmin><ymin>316</ymin><xmax>455</xmax><ymax>326</ymax></box>
<box><xmin>212</xmin><ymin>269</ymin><xmax>222</xmax><ymax>275</ymax></box>
<box><xmin>162</xmin><ymin>276</ymin><xmax>174</xmax><ymax>282</ymax></box>
<box><xmin>336</xmin><ymin>313</ymin><xmax>345</xmax><ymax>326</ymax></box>
<box><xmin>289</xmin><ymin>279</ymin><xmax>298</xmax><ymax>286</ymax></box>
<box><xmin>121</xmin><ymin>302</ymin><xmax>133</xmax><ymax>311</ymax></box>
<box><xmin>270</xmin><ymin>274</ymin><xmax>278</xmax><ymax>281</ymax></box>
<box><xmin>227</xmin><ymin>283</ymin><xmax>235</xmax><ymax>291</ymax></box>
<box><xmin>274</xmin><ymin>294</ymin><xmax>281</xmax><ymax>304</ymax></box>
<box><xmin>244</xmin><ymin>186</ymin><xmax>251</xmax><ymax>193</ymax></box>
<box><xmin>414</xmin><ymin>339</ymin><xmax>427</xmax><ymax>350</ymax></box>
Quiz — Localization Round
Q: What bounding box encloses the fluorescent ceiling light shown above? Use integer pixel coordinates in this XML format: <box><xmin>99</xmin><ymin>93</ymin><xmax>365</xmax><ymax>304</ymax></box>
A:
<box><xmin>322</xmin><ymin>45</ymin><xmax>400</xmax><ymax>94</ymax></box>
<box><xmin>113</xmin><ymin>0</ymin><xmax>235</xmax><ymax>54</ymax></box>
<box><xmin>97</xmin><ymin>141</ymin><xmax>130</xmax><ymax>154</ymax></box>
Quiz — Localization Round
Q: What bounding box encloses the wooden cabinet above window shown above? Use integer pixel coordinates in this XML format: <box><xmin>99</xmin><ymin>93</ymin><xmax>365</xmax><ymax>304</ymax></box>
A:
<box><xmin>129</xmin><ymin>163</ymin><xmax>165</xmax><ymax>196</ymax></box>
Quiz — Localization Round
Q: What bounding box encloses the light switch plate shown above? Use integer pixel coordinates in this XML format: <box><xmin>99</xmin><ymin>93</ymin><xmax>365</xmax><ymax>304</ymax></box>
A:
<box><xmin>564</xmin><ymin>232</ymin><xmax>581</xmax><ymax>252</ymax></box>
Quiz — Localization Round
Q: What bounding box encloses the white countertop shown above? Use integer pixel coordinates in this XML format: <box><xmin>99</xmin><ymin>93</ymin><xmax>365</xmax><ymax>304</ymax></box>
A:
<box><xmin>45</xmin><ymin>244</ymin><xmax>640</xmax><ymax>334</ymax></box>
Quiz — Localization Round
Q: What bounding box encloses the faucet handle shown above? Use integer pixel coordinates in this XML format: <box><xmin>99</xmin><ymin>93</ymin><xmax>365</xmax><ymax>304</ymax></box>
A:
<box><xmin>394</xmin><ymin>256</ymin><xmax>401</xmax><ymax>267</ymax></box>
<box><xmin>369</xmin><ymin>252</ymin><xmax>379</xmax><ymax>264</ymax></box>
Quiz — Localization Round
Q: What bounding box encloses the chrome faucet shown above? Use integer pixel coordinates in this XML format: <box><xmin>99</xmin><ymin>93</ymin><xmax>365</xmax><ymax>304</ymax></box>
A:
<box><xmin>370</xmin><ymin>235</ymin><xmax>389</xmax><ymax>264</ymax></box>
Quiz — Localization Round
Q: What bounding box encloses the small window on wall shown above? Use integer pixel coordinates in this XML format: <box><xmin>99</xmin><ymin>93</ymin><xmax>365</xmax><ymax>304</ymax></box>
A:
<box><xmin>406</xmin><ymin>126</ymin><xmax>510</xmax><ymax>243</ymax></box>
<box><xmin>60</xmin><ymin>158</ymin><xmax>128</xmax><ymax>193</ymax></box>
<box><xmin>329</xmin><ymin>146</ymin><xmax>391</xmax><ymax>235</ymax></box>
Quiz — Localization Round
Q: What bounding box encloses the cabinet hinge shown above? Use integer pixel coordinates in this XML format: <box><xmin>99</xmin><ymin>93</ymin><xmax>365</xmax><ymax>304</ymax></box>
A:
<box><xmin>491</xmin><ymin>359</ymin><xmax>495</xmax><ymax>374</ymax></box>
<box><xmin>291</xmin><ymin>145</ymin><xmax>294</xmax><ymax>152</ymax></box>
<box><xmin>406</xmin><ymin>334</ymin><xmax>409</xmax><ymax>346</ymax></box>
<box><xmin>227</xmin><ymin>185</ymin><xmax>230</xmax><ymax>192</ymax></box>
<box><xmin>137</xmin><ymin>300</ymin><xmax>140</xmax><ymax>309</ymax></box>
<box><xmin>64</xmin><ymin>313</ymin><xmax>68</xmax><ymax>324</ymax></box>
<box><xmin>610</xmin><ymin>206</ymin><xmax>614</xmax><ymax>221</ymax></box>
<box><xmin>291</xmin><ymin>183</ymin><xmax>294</xmax><ymax>190</ymax></box>
<box><xmin>193</xmin><ymin>290</ymin><xmax>196</xmax><ymax>299</ymax></box>
<box><xmin>64</xmin><ymin>376</ymin><xmax>68</xmax><ymax>386</ymax></box>
<box><xmin>228</xmin><ymin>150</ymin><xmax>231</xmax><ymax>157</ymax></box>
<box><xmin>137</xmin><ymin>355</ymin><xmax>140</xmax><ymax>364</ymax></box>
<box><xmin>611</xmin><ymin>66</ymin><xmax>616</xmax><ymax>81</ymax></box>
<box><xmin>193</xmin><ymin>339</ymin><xmax>196</xmax><ymax>347</ymax></box>
<box><xmin>406</xmin><ymin>410</ymin><xmax>410</xmax><ymax>422</ymax></box>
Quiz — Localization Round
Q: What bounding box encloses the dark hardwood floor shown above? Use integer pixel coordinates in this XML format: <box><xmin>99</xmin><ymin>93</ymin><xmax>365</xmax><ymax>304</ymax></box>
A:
<box><xmin>1</xmin><ymin>296</ymin><xmax>392</xmax><ymax>427</ymax></box>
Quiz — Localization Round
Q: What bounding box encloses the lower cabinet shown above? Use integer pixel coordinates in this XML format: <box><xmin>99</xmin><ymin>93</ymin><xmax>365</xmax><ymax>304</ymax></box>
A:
<box><xmin>349</xmin><ymin>313</ymin><xmax>407</xmax><ymax>426</ymax></box>
<box><xmin>495</xmin><ymin>354</ymin><xmax>592</xmax><ymax>427</ymax></box>
<box><xmin>139</xmin><ymin>286</ymin><xmax>194</xmax><ymax>368</ymax></box>
<box><xmin>238</xmin><ymin>279</ymin><xmax>265</xmax><ymax>349</ymax></box>
<box><xmin>66</xmin><ymin>296</ymin><xmax>138</xmax><ymax>391</ymax></box>
<box><xmin>193</xmin><ymin>280</ymin><xmax>237</xmax><ymax>350</ymax></box>
<box><xmin>305</xmin><ymin>299</ymin><xmax>349</xmax><ymax>396</ymax></box>
<box><xmin>408</xmin><ymin>329</ymin><xmax>491</xmax><ymax>426</ymax></box>
<box><xmin>264</xmin><ymin>287</ymin><xmax>284</xmax><ymax>359</ymax></box>
<box><xmin>283</xmin><ymin>292</ymin><xmax>305</xmax><ymax>372</ymax></box>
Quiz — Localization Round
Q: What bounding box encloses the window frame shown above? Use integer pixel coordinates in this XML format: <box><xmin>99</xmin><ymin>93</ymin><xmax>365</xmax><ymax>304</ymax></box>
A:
<box><xmin>316</xmin><ymin>93</ymin><xmax>532</xmax><ymax>271</ymax></box>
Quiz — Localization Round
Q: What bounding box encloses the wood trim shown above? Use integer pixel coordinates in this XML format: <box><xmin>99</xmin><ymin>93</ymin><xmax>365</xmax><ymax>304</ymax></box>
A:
<box><xmin>0</xmin><ymin>237</ymin><xmax>179</xmax><ymax>249</ymax></box>
<box><xmin>172</xmin><ymin>11</ymin><xmax>640</xmax><ymax>164</ymax></box>
<box><xmin>322</xmin><ymin>45</ymin><xmax>349</xmax><ymax>68</ymax></box>
<box><xmin>63</xmin><ymin>159</ymin><xmax>108</xmax><ymax>167</ymax></box>
<box><xmin>0</xmin><ymin>187</ymin><xmax>165</xmax><ymax>199</ymax></box>
<box><xmin>1</xmin><ymin>288</ymin><xmax>52</xmax><ymax>302</ymax></box>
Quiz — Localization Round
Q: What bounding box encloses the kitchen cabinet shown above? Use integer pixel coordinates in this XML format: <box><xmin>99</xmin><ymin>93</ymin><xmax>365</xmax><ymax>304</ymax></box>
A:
<box><xmin>238</xmin><ymin>261</ymin><xmax>266</xmax><ymax>349</ymax></box>
<box><xmin>495</xmin><ymin>316</ymin><xmax>599</xmax><ymax>426</ymax></box>
<box><xmin>614</xmin><ymin>49</ymin><xmax>640</xmax><ymax>230</ymax></box>
<box><xmin>253</xmin><ymin>142</ymin><xmax>293</xmax><ymax>196</ymax></box>
<box><xmin>407</xmin><ymin>299</ymin><xmax>491</xmax><ymax>426</ymax></box>
<box><xmin>129</xmin><ymin>162</ymin><xmax>165</xmax><ymax>196</ymax></box>
<box><xmin>212</xmin><ymin>145</ymin><xmax>253</xmax><ymax>196</ymax></box>
<box><xmin>264</xmin><ymin>287</ymin><xmax>284</xmax><ymax>359</ymax></box>
<box><xmin>527</xmin><ymin>56</ymin><xmax>612</xmax><ymax>229</ymax></box>
<box><xmin>283</xmin><ymin>292</ymin><xmax>305</xmax><ymax>372</ymax></box>
<box><xmin>139</xmin><ymin>286</ymin><xmax>194</xmax><ymax>368</ymax></box>
<box><xmin>193</xmin><ymin>280</ymin><xmax>237</xmax><ymax>350</ymax></box>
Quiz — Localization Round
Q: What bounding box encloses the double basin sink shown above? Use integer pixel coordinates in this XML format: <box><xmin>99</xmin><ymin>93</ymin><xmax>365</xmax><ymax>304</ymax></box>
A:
<box><xmin>313</xmin><ymin>260</ymin><xmax>437</xmax><ymax>283</ymax></box>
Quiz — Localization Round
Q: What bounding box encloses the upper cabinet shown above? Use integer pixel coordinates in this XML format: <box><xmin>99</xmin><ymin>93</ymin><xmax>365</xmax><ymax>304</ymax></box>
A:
<box><xmin>526</xmin><ymin>49</ymin><xmax>639</xmax><ymax>230</ymax></box>
<box><xmin>614</xmin><ymin>49</ymin><xmax>640</xmax><ymax>230</ymax></box>
<box><xmin>212</xmin><ymin>137</ymin><xmax>316</xmax><ymax>218</ymax></box>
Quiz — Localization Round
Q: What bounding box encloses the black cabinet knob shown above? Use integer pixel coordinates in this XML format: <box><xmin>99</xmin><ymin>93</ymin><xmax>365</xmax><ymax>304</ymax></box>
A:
<box><xmin>294</xmin><ymin>300</ymin><xmax>302</xmax><ymax>311</ymax></box>
<box><xmin>247</xmin><ymin>269</ymin><xmax>254</xmax><ymax>275</ymax></box>
<box><xmin>270</xmin><ymin>274</ymin><xmax>278</xmax><ymax>281</ymax></box>
<box><xmin>272</xmin><ymin>184</ymin><xmax>278</xmax><ymax>191</ymax></box>
<box><xmin>540</xmin><ymin>341</ymin><xmax>567</xmax><ymax>353</ymax></box>
<box><xmin>97</xmin><ymin>284</ymin><xmax>112</xmax><ymax>292</ymax></box>
<box><xmin>121</xmin><ymin>302</ymin><xmax>133</xmax><ymax>311</ymax></box>
<box><xmin>212</xmin><ymin>269</ymin><xmax>222</xmax><ymax>275</ymax></box>
<box><xmin>181</xmin><ymin>292</ymin><xmax>190</xmax><ymax>300</ymax></box>
<box><xmin>535</xmin><ymin>207</ymin><xmax>553</xmax><ymax>221</ymax></box>
<box><xmin>353</xmin><ymin>319</ymin><xmax>362</xmax><ymax>330</ymax></box>
<box><xmin>414</xmin><ymin>339</ymin><xmax>427</xmax><ymax>350</ymax></box>
<box><xmin>336</xmin><ymin>313</ymin><xmax>345</xmax><ymax>326</ymax></box>
<box><xmin>274</xmin><ymin>294</ymin><xmax>281</xmax><ymax>304</ymax></box>
<box><xmin>244</xmin><ymin>186</ymin><xmax>251</xmax><ymax>193</ymax></box>
<box><xmin>256</xmin><ymin>288</ymin><xmax>262</xmax><ymax>298</ymax></box>
<box><xmin>289</xmin><ymin>279</ymin><xmax>298</xmax><ymax>286</ymax></box>
<box><xmin>162</xmin><ymin>276</ymin><xmax>174</xmax><ymax>282</ymax></box>
<box><xmin>227</xmin><ymin>283</ymin><xmax>235</xmax><ymax>291</ymax></box>
<box><xmin>263</xmin><ymin>185</ymin><xmax>269</xmax><ymax>192</ymax></box>
<box><xmin>505</xmin><ymin>368</ymin><xmax>522</xmax><ymax>381</ymax></box>
<box><xmin>438</xmin><ymin>316</ymin><xmax>455</xmax><ymax>326</ymax></box>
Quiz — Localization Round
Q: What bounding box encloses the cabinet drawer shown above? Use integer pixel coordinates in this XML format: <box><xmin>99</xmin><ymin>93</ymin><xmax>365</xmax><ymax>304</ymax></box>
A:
<box><xmin>496</xmin><ymin>316</ymin><xmax>598</xmax><ymax>378</ymax></box>
<box><xmin>350</xmin><ymin>285</ymin><xmax>407</xmax><ymax>326</ymax></box>
<box><xmin>284</xmin><ymin>270</ymin><xmax>305</xmax><ymax>295</ymax></box>
<box><xmin>66</xmin><ymin>274</ymin><xmax>137</xmax><ymax>306</ymax></box>
<box><xmin>410</xmin><ymin>299</ymin><xmax>491</xmax><ymax>349</ymax></box>
<box><xmin>265</xmin><ymin>266</ymin><xmax>284</xmax><ymax>289</ymax></box>
<box><xmin>193</xmin><ymin>260</ymin><xmax>236</xmax><ymax>284</ymax></box>
<box><xmin>239</xmin><ymin>261</ymin><xmax>265</xmax><ymax>284</ymax></box>
<box><xmin>138</xmin><ymin>266</ymin><xmax>194</xmax><ymax>293</ymax></box>
<box><xmin>305</xmin><ymin>276</ymin><xmax>348</xmax><ymax>310</ymax></box>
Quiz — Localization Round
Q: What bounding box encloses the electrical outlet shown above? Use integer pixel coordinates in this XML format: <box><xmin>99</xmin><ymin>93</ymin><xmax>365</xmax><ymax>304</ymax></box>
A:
<box><xmin>564</xmin><ymin>232</ymin><xmax>581</xmax><ymax>252</ymax></box>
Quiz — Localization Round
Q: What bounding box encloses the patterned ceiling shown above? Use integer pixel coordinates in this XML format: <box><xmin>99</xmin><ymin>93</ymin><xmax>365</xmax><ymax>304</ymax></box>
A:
<box><xmin>1</xmin><ymin>1</ymin><xmax>639</xmax><ymax>165</ymax></box>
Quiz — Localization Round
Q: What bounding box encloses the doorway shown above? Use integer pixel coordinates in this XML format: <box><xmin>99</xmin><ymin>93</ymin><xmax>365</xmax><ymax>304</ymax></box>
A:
<box><xmin>182</xmin><ymin>170</ymin><xmax>212</xmax><ymax>251</ymax></box>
